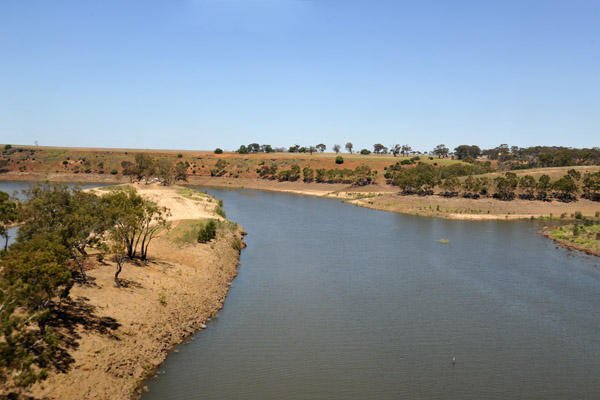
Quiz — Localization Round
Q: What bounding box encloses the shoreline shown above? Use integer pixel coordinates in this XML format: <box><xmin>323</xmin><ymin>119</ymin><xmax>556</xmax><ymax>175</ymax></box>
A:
<box><xmin>15</xmin><ymin>184</ymin><xmax>246</xmax><ymax>400</ymax></box>
<box><xmin>2</xmin><ymin>171</ymin><xmax>600</xmax><ymax>221</ymax></box>
<box><xmin>539</xmin><ymin>227</ymin><xmax>600</xmax><ymax>258</ymax></box>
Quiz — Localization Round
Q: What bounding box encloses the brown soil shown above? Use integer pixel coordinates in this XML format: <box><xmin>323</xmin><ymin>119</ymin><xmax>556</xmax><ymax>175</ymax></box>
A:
<box><xmin>10</xmin><ymin>184</ymin><xmax>245</xmax><ymax>400</ymax></box>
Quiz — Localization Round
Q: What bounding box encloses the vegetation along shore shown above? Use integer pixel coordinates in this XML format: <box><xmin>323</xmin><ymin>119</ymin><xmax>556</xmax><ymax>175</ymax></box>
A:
<box><xmin>0</xmin><ymin>182</ymin><xmax>245</xmax><ymax>399</ymax></box>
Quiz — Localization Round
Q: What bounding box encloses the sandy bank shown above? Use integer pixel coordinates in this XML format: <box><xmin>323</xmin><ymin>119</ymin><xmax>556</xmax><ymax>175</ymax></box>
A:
<box><xmin>17</xmin><ymin>184</ymin><xmax>245</xmax><ymax>400</ymax></box>
<box><xmin>2</xmin><ymin>172</ymin><xmax>599</xmax><ymax>221</ymax></box>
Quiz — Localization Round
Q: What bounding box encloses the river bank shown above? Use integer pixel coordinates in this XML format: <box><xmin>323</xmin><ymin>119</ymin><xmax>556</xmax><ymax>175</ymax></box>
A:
<box><xmin>2</xmin><ymin>171</ymin><xmax>600</xmax><ymax>221</ymax></box>
<box><xmin>13</xmin><ymin>184</ymin><xmax>245</xmax><ymax>400</ymax></box>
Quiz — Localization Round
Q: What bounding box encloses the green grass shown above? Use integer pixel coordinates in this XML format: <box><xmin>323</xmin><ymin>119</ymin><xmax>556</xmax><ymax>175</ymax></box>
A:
<box><xmin>550</xmin><ymin>224</ymin><xmax>600</xmax><ymax>253</ymax></box>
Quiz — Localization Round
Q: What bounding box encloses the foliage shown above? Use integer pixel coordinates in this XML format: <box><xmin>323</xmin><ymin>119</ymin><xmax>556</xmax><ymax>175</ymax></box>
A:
<box><xmin>345</xmin><ymin>142</ymin><xmax>353</xmax><ymax>154</ymax></box>
<box><xmin>197</xmin><ymin>220</ymin><xmax>217</xmax><ymax>243</ymax></box>
<box><xmin>332</xmin><ymin>144</ymin><xmax>341</xmax><ymax>154</ymax></box>
<box><xmin>335</xmin><ymin>156</ymin><xmax>344</xmax><ymax>164</ymax></box>
<box><xmin>102</xmin><ymin>186</ymin><xmax>169</xmax><ymax>260</ymax></box>
<box><xmin>360</xmin><ymin>149</ymin><xmax>371</xmax><ymax>155</ymax></box>
<box><xmin>214</xmin><ymin>148</ymin><xmax>223</xmax><ymax>154</ymax></box>
<box><xmin>0</xmin><ymin>190</ymin><xmax>17</xmax><ymax>251</ymax></box>
<box><xmin>454</xmin><ymin>145</ymin><xmax>481</xmax><ymax>160</ymax></box>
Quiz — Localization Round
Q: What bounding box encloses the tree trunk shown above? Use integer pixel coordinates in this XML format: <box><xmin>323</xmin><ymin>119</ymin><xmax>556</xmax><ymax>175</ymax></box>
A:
<box><xmin>115</xmin><ymin>258</ymin><xmax>122</xmax><ymax>287</ymax></box>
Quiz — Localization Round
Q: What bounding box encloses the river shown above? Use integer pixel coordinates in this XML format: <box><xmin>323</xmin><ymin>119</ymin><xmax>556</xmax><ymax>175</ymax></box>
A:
<box><xmin>2</xmin><ymin>182</ymin><xmax>599</xmax><ymax>399</ymax></box>
<box><xmin>142</xmin><ymin>187</ymin><xmax>600</xmax><ymax>400</ymax></box>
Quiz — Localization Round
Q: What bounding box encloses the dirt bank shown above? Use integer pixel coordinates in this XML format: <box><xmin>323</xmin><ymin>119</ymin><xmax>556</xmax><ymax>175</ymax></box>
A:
<box><xmin>17</xmin><ymin>184</ymin><xmax>245</xmax><ymax>400</ymax></box>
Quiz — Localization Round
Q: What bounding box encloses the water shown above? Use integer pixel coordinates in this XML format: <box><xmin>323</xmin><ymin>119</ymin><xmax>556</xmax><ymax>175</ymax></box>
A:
<box><xmin>138</xmin><ymin>188</ymin><xmax>600</xmax><ymax>399</ymax></box>
<box><xmin>0</xmin><ymin>181</ymin><xmax>113</xmax><ymax>248</ymax></box>
<box><xmin>4</xmin><ymin>181</ymin><xmax>598</xmax><ymax>398</ymax></box>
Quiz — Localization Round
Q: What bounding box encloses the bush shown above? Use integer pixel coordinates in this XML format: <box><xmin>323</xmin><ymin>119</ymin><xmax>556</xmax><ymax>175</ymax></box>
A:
<box><xmin>574</xmin><ymin>211</ymin><xmax>583</xmax><ymax>220</ymax></box>
<box><xmin>197</xmin><ymin>220</ymin><xmax>217</xmax><ymax>243</ymax></box>
<box><xmin>177</xmin><ymin>153</ymin><xmax>183</xmax><ymax>158</ymax></box>
<box><xmin>335</xmin><ymin>156</ymin><xmax>344</xmax><ymax>164</ymax></box>
<box><xmin>110</xmin><ymin>169</ymin><xmax>118</xmax><ymax>175</ymax></box>
<box><xmin>214</xmin><ymin>148</ymin><xmax>223</xmax><ymax>154</ymax></box>
<box><xmin>360</xmin><ymin>149</ymin><xmax>371</xmax><ymax>155</ymax></box>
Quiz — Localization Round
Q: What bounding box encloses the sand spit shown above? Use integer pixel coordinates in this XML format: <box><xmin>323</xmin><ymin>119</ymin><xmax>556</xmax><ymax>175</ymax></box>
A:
<box><xmin>14</xmin><ymin>184</ymin><xmax>245</xmax><ymax>400</ymax></box>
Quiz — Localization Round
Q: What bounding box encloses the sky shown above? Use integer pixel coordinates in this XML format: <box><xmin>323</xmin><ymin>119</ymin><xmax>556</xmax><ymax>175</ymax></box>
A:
<box><xmin>0</xmin><ymin>0</ymin><xmax>598</xmax><ymax>152</ymax></box>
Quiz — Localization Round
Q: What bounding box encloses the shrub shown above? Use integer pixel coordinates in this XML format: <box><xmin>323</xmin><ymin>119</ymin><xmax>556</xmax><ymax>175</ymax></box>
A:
<box><xmin>215</xmin><ymin>206</ymin><xmax>226</xmax><ymax>218</ymax></box>
<box><xmin>197</xmin><ymin>220</ymin><xmax>217</xmax><ymax>243</ymax></box>
<box><xmin>360</xmin><ymin>149</ymin><xmax>371</xmax><ymax>155</ymax></box>
<box><xmin>177</xmin><ymin>153</ymin><xmax>183</xmax><ymax>158</ymax></box>
<box><xmin>62</xmin><ymin>160</ymin><xmax>68</xmax><ymax>165</ymax></box>
<box><xmin>110</xmin><ymin>169</ymin><xmax>118</xmax><ymax>175</ymax></box>
<box><xmin>4</xmin><ymin>144</ymin><xmax>11</xmax><ymax>150</ymax></box>
<box><xmin>574</xmin><ymin>211</ymin><xmax>583</xmax><ymax>220</ymax></box>
<box><xmin>335</xmin><ymin>156</ymin><xmax>344</xmax><ymax>164</ymax></box>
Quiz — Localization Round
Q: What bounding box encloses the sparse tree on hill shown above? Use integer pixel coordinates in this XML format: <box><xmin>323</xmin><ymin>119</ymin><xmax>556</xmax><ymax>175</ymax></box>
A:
<box><xmin>316</xmin><ymin>144</ymin><xmax>326</xmax><ymax>153</ymax></box>
<box><xmin>332</xmin><ymin>144</ymin><xmax>341</xmax><ymax>154</ymax></box>
<box><xmin>345</xmin><ymin>142</ymin><xmax>354</xmax><ymax>154</ymax></box>
<box><xmin>262</xmin><ymin>144</ymin><xmax>274</xmax><ymax>153</ymax></box>
<box><xmin>432</xmin><ymin>144</ymin><xmax>449</xmax><ymax>158</ymax></box>
<box><xmin>401</xmin><ymin>145</ymin><xmax>412</xmax><ymax>157</ymax></box>
<box><xmin>373</xmin><ymin>143</ymin><xmax>385</xmax><ymax>155</ymax></box>
<box><xmin>308</xmin><ymin>146</ymin><xmax>317</xmax><ymax>155</ymax></box>
<box><xmin>390</xmin><ymin>144</ymin><xmax>401</xmax><ymax>157</ymax></box>
<box><xmin>248</xmin><ymin>143</ymin><xmax>261</xmax><ymax>153</ymax></box>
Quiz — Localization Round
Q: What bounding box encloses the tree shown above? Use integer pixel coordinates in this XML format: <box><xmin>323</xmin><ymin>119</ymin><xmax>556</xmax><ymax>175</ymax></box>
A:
<box><xmin>2</xmin><ymin>235</ymin><xmax>71</xmax><ymax>334</ymax></box>
<box><xmin>302</xmin><ymin>167</ymin><xmax>314</xmax><ymax>182</ymax></box>
<box><xmin>308</xmin><ymin>146</ymin><xmax>317</xmax><ymax>155</ymax></box>
<box><xmin>18</xmin><ymin>183</ymin><xmax>112</xmax><ymax>283</ymax></box>
<box><xmin>332</xmin><ymin>144</ymin><xmax>341</xmax><ymax>154</ymax></box>
<box><xmin>103</xmin><ymin>187</ymin><xmax>170</xmax><ymax>260</ymax></box>
<box><xmin>441</xmin><ymin>177</ymin><xmax>460</xmax><ymax>193</ymax></box>
<box><xmin>493</xmin><ymin>172</ymin><xmax>518</xmax><ymax>200</ymax></box>
<box><xmin>373</xmin><ymin>143</ymin><xmax>385</xmax><ymax>155</ymax></box>
<box><xmin>390</xmin><ymin>144</ymin><xmax>401</xmax><ymax>157</ymax></box>
<box><xmin>263</xmin><ymin>144</ymin><xmax>274</xmax><ymax>153</ymax></box>
<box><xmin>288</xmin><ymin>144</ymin><xmax>300</xmax><ymax>153</ymax></box>
<box><xmin>537</xmin><ymin>174</ymin><xmax>552</xmax><ymax>201</ymax></box>
<box><xmin>432</xmin><ymin>144</ymin><xmax>449</xmax><ymax>158</ymax></box>
<box><xmin>401</xmin><ymin>144</ymin><xmax>412</xmax><ymax>157</ymax></box>
<box><xmin>454</xmin><ymin>145</ymin><xmax>481</xmax><ymax>160</ymax></box>
<box><xmin>360</xmin><ymin>149</ymin><xmax>371</xmax><ymax>155</ymax></box>
<box><xmin>0</xmin><ymin>191</ymin><xmax>17</xmax><ymax>251</ymax></box>
<box><xmin>518</xmin><ymin>175</ymin><xmax>537</xmax><ymax>199</ymax></box>
<box><xmin>316</xmin><ymin>144</ymin><xmax>326</xmax><ymax>153</ymax></box>
<box><xmin>248</xmin><ymin>143</ymin><xmax>261</xmax><ymax>153</ymax></box>
<box><xmin>134</xmin><ymin>153</ymin><xmax>155</xmax><ymax>184</ymax></box>
<box><xmin>345</xmin><ymin>142</ymin><xmax>354</xmax><ymax>154</ymax></box>
<box><xmin>582</xmin><ymin>171</ymin><xmax>600</xmax><ymax>201</ymax></box>
<box><xmin>214</xmin><ymin>148</ymin><xmax>223</xmax><ymax>154</ymax></box>
<box><xmin>552</xmin><ymin>175</ymin><xmax>578</xmax><ymax>202</ymax></box>
<box><xmin>174</xmin><ymin>162</ymin><xmax>188</xmax><ymax>183</ymax></box>
<box><xmin>237</xmin><ymin>145</ymin><xmax>249</xmax><ymax>154</ymax></box>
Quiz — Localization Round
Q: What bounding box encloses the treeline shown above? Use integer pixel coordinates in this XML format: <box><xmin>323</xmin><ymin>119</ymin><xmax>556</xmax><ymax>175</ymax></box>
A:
<box><xmin>388</xmin><ymin>165</ymin><xmax>600</xmax><ymax>203</ymax></box>
<box><xmin>256</xmin><ymin>163</ymin><xmax>376</xmax><ymax>186</ymax></box>
<box><xmin>0</xmin><ymin>184</ymin><xmax>168</xmax><ymax>389</ymax></box>
<box><xmin>120</xmin><ymin>153</ymin><xmax>188</xmax><ymax>184</ymax></box>
<box><xmin>481</xmin><ymin>144</ymin><xmax>600</xmax><ymax>169</ymax></box>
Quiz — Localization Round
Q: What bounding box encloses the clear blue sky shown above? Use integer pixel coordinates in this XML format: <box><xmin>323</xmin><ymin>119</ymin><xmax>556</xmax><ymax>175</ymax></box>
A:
<box><xmin>0</xmin><ymin>0</ymin><xmax>598</xmax><ymax>152</ymax></box>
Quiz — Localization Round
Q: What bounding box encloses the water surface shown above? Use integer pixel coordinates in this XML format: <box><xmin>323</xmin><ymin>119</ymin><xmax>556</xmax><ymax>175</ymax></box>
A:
<box><xmin>139</xmin><ymin>188</ymin><xmax>600</xmax><ymax>399</ymax></box>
